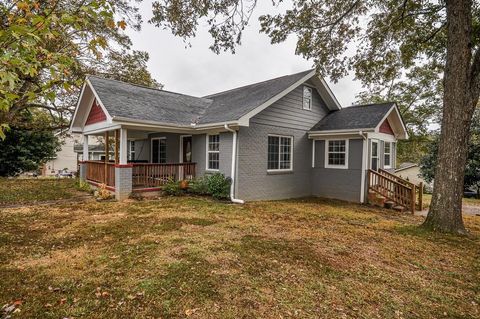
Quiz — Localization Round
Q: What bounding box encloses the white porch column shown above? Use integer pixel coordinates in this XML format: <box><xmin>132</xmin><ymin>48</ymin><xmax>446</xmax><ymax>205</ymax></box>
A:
<box><xmin>83</xmin><ymin>134</ymin><xmax>89</xmax><ymax>161</ymax></box>
<box><xmin>115</xmin><ymin>127</ymin><xmax>132</xmax><ymax>200</ymax></box>
<box><xmin>119</xmin><ymin>128</ymin><xmax>128</xmax><ymax>164</ymax></box>
<box><xmin>79</xmin><ymin>134</ymin><xmax>89</xmax><ymax>181</ymax></box>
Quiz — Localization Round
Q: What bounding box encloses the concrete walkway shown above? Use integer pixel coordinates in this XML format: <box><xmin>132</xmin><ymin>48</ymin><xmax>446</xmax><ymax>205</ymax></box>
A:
<box><xmin>415</xmin><ymin>204</ymin><xmax>480</xmax><ymax>217</ymax></box>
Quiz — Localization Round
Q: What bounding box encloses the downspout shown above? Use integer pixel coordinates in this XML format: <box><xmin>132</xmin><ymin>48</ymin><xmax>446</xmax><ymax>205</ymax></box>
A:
<box><xmin>224</xmin><ymin>124</ymin><xmax>245</xmax><ymax>204</ymax></box>
<box><xmin>359</xmin><ymin>130</ymin><xmax>368</xmax><ymax>203</ymax></box>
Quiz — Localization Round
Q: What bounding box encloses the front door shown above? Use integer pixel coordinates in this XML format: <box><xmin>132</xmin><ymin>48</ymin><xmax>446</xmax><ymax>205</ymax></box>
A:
<box><xmin>181</xmin><ymin>136</ymin><xmax>192</xmax><ymax>163</ymax></box>
<box><xmin>371</xmin><ymin>140</ymin><xmax>379</xmax><ymax>171</ymax></box>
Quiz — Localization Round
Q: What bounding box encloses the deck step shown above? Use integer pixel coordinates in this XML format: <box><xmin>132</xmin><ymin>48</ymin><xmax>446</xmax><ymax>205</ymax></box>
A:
<box><xmin>393</xmin><ymin>205</ymin><xmax>405</xmax><ymax>212</ymax></box>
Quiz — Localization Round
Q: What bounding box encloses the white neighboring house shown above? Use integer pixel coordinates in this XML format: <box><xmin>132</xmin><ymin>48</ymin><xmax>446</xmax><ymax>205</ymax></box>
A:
<box><xmin>41</xmin><ymin>133</ymin><xmax>81</xmax><ymax>176</ymax></box>
<box><xmin>394</xmin><ymin>162</ymin><xmax>433</xmax><ymax>191</ymax></box>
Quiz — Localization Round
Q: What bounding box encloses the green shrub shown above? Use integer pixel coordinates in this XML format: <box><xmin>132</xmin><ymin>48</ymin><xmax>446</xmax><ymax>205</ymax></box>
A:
<box><xmin>75</xmin><ymin>179</ymin><xmax>93</xmax><ymax>193</ymax></box>
<box><xmin>188</xmin><ymin>176</ymin><xmax>209</xmax><ymax>195</ymax></box>
<box><xmin>163</xmin><ymin>178</ymin><xmax>182</xmax><ymax>196</ymax></box>
<box><xmin>205</xmin><ymin>173</ymin><xmax>231</xmax><ymax>200</ymax></box>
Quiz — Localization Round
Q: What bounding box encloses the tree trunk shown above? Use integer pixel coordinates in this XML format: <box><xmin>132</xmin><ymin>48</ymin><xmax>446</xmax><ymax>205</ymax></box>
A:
<box><xmin>422</xmin><ymin>0</ymin><xmax>477</xmax><ymax>234</ymax></box>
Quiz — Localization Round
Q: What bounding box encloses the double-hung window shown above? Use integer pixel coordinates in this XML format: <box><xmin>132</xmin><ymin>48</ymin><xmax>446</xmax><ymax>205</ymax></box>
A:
<box><xmin>151</xmin><ymin>138</ymin><xmax>167</xmax><ymax>163</ymax></box>
<box><xmin>325</xmin><ymin>140</ymin><xmax>348</xmax><ymax>169</ymax></box>
<box><xmin>303</xmin><ymin>86</ymin><xmax>312</xmax><ymax>110</ymax></box>
<box><xmin>207</xmin><ymin>134</ymin><xmax>220</xmax><ymax>170</ymax></box>
<box><xmin>267</xmin><ymin>135</ymin><xmax>293</xmax><ymax>171</ymax></box>
<box><xmin>384</xmin><ymin>142</ymin><xmax>392</xmax><ymax>168</ymax></box>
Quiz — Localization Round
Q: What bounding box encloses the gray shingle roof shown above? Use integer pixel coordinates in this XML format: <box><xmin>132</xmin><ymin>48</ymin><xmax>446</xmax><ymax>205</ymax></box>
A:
<box><xmin>200</xmin><ymin>69</ymin><xmax>314</xmax><ymax>123</ymax></box>
<box><xmin>311</xmin><ymin>102</ymin><xmax>395</xmax><ymax>131</ymax></box>
<box><xmin>88</xmin><ymin>76</ymin><xmax>211</xmax><ymax>126</ymax></box>
<box><xmin>87</xmin><ymin>70</ymin><xmax>314</xmax><ymax>125</ymax></box>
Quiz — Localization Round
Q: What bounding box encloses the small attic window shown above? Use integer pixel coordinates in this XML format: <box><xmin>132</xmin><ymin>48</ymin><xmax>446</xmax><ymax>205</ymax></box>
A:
<box><xmin>303</xmin><ymin>86</ymin><xmax>312</xmax><ymax>110</ymax></box>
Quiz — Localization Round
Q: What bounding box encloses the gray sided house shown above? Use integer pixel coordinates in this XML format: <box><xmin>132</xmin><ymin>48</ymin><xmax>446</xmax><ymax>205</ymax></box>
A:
<box><xmin>71</xmin><ymin>70</ymin><xmax>408</xmax><ymax>202</ymax></box>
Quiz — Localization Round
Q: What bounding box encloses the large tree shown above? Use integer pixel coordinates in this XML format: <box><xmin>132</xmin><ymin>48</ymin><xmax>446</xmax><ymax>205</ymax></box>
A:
<box><xmin>150</xmin><ymin>0</ymin><xmax>480</xmax><ymax>234</ymax></box>
<box><xmin>420</xmin><ymin>109</ymin><xmax>480</xmax><ymax>197</ymax></box>
<box><xmin>0</xmin><ymin>0</ymin><xmax>159</xmax><ymax>138</ymax></box>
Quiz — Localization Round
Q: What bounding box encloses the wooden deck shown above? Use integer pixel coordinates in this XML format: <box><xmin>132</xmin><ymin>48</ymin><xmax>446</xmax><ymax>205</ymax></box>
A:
<box><xmin>84</xmin><ymin>161</ymin><xmax>196</xmax><ymax>191</ymax></box>
<box><xmin>368</xmin><ymin>169</ymin><xmax>423</xmax><ymax>213</ymax></box>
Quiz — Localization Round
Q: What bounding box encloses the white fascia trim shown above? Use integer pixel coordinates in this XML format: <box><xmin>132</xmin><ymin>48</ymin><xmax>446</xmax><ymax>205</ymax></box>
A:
<box><xmin>85</xmin><ymin>78</ymin><xmax>113</xmax><ymax>123</ymax></box>
<box><xmin>367</xmin><ymin>132</ymin><xmax>397</xmax><ymax>142</ymax></box>
<box><xmin>324</xmin><ymin>138</ymin><xmax>349</xmax><ymax>169</ymax></box>
<box><xmin>237</xmin><ymin>70</ymin><xmax>316</xmax><ymax>124</ymax></box>
<box><xmin>308</xmin><ymin>129</ymin><xmax>375</xmax><ymax>138</ymax></box>
<box><xmin>113</xmin><ymin>116</ymin><xmax>243</xmax><ymax>132</ymax></box>
<box><xmin>374</xmin><ymin>104</ymin><xmax>409</xmax><ymax>139</ymax></box>
<box><xmin>70</xmin><ymin>82</ymin><xmax>87</xmax><ymax>131</ymax></box>
<box><xmin>318</xmin><ymin>76</ymin><xmax>342</xmax><ymax>110</ymax></box>
<box><xmin>83</xmin><ymin>124</ymin><xmax>121</xmax><ymax>135</ymax></box>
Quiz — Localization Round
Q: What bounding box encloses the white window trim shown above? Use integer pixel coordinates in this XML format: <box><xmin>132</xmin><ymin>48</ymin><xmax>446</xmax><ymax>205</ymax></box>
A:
<box><xmin>206</xmin><ymin>134</ymin><xmax>220</xmax><ymax>171</ymax></box>
<box><xmin>370</xmin><ymin>139</ymin><xmax>379</xmax><ymax>170</ymax></box>
<box><xmin>267</xmin><ymin>134</ymin><xmax>294</xmax><ymax>172</ymax></box>
<box><xmin>384</xmin><ymin>141</ymin><xmax>392</xmax><ymax>169</ymax></box>
<box><xmin>302</xmin><ymin>86</ymin><xmax>312</xmax><ymax>110</ymax></box>
<box><xmin>324</xmin><ymin>139</ymin><xmax>349</xmax><ymax>169</ymax></box>
<box><xmin>151</xmin><ymin>137</ymin><xmax>166</xmax><ymax>163</ymax></box>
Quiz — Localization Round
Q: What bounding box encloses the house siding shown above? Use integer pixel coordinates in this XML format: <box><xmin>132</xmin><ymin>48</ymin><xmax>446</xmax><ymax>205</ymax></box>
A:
<box><xmin>236</xmin><ymin>123</ymin><xmax>313</xmax><ymax>200</ymax></box>
<box><xmin>312</xmin><ymin>139</ymin><xmax>363</xmax><ymax>202</ymax></box>
<box><xmin>191</xmin><ymin>133</ymin><xmax>233</xmax><ymax>178</ymax></box>
<box><xmin>251</xmin><ymin>84</ymin><xmax>329</xmax><ymax>130</ymax></box>
<box><xmin>235</xmin><ymin>83</ymin><xmax>330</xmax><ymax>201</ymax></box>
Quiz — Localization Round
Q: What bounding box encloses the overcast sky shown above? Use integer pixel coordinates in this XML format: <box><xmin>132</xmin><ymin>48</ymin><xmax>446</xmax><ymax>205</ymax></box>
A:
<box><xmin>126</xmin><ymin>1</ymin><xmax>363</xmax><ymax>106</ymax></box>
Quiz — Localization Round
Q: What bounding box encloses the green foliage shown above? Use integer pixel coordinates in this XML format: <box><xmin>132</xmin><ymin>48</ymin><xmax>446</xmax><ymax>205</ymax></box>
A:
<box><xmin>75</xmin><ymin>179</ymin><xmax>92</xmax><ymax>193</ymax></box>
<box><xmin>0</xmin><ymin>0</ymin><xmax>159</xmax><ymax>136</ymax></box>
<box><xmin>205</xmin><ymin>173</ymin><xmax>231</xmax><ymax>200</ymax></box>
<box><xmin>0</xmin><ymin>126</ymin><xmax>60</xmax><ymax>176</ymax></box>
<box><xmin>188</xmin><ymin>176</ymin><xmax>209</xmax><ymax>195</ymax></box>
<box><xmin>163</xmin><ymin>178</ymin><xmax>182</xmax><ymax>196</ymax></box>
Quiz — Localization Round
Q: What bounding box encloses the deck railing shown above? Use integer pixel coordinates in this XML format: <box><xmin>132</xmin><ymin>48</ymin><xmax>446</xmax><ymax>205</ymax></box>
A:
<box><xmin>85</xmin><ymin>161</ymin><xmax>115</xmax><ymax>187</ymax></box>
<box><xmin>132</xmin><ymin>163</ymin><xmax>196</xmax><ymax>188</ymax></box>
<box><xmin>368</xmin><ymin>169</ymin><xmax>421</xmax><ymax>213</ymax></box>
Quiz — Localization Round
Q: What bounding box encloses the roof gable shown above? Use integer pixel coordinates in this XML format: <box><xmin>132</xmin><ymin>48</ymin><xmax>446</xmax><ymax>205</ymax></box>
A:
<box><xmin>85</xmin><ymin>99</ymin><xmax>107</xmax><ymax>125</ymax></box>
<box><xmin>379</xmin><ymin>119</ymin><xmax>394</xmax><ymax>135</ymax></box>
<box><xmin>310</xmin><ymin>102</ymin><xmax>408</xmax><ymax>139</ymax></box>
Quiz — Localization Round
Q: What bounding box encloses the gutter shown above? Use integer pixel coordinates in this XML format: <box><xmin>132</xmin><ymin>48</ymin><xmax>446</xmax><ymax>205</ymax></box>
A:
<box><xmin>224</xmin><ymin>124</ymin><xmax>245</xmax><ymax>204</ymax></box>
<box><xmin>359</xmin><ymin>130</ymin><xmax>368</xmax><ymax>204</ymax></box>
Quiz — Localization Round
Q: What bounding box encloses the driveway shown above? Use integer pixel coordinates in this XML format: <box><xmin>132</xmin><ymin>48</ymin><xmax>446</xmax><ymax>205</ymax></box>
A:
<box><xmin>416</xmin><ymin>204</ymin><xmax>480</xmax><ymax>217</ymax></box>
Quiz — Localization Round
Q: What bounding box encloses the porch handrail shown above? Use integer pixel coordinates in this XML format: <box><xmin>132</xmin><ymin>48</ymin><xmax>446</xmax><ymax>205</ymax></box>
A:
<box><xmin>132</xmin><ymin>162</ymin><xmax>196</xmax><ymax>188</ymax></box>
<box><xmin>378</xmin><ymin>169</ymin><xmax>415</xmax><ymax>188</ymax></box>
<box><xmin>368</xmin><ymin>169</ymin><xmax>416</xmax><ymax>213</ymax></box>
<box><xmin>85</xmin><ymin>161</ymin><xmax>115</xmax><ymax>187</ymax></box>
<box><xmin>378</xmin><ymin>168</ymin><xmax>424</xmax><ymax>210</ymax></box>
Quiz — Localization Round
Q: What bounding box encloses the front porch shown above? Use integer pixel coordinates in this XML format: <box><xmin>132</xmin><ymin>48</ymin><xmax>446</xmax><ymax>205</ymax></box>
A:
<box><xmin>79</xmin><ymin>128</ymin><xmax>197</xmax><ymax>199</ymax></box>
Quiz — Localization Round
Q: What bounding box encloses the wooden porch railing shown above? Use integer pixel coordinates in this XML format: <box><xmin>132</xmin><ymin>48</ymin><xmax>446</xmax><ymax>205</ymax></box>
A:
<box><xmin>85</xmin><ymin>161</ymin><xmax>115</xmax><ymax>187</ymax></box>
<box><xmin>368</xmin><ymin>169</ymin><xmax>423</xmax><ymax>213</ymax></box>
<box><xmin>132</xmin><ymin>163</ymin><xmax>196</xmax><ymax>188</ymax></box>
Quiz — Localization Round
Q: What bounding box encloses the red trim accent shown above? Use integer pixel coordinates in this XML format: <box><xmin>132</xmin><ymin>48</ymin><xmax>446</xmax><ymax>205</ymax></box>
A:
<box><xmin>133</xmin><ymin>187</ymin><xmax>162</xmax><ymax>193</ymax></box>
<box><xmin>85</xmin><ymin>99</ymin><xmax>107</xmax><ymax>125</ymax></box>
<box><xmin>379</xmin><ymin>119</ymin><xmax>394</xmax><ymax>135</ymax></box>
<box><xmin>115</xmin><ymin>164</ymin><xmax>133</xmax><ymax>168</ymax></box>
<box><xmin>87</xmin><ymin>180</ymin><xmax>115</xmax><ymax>191</ymax></box>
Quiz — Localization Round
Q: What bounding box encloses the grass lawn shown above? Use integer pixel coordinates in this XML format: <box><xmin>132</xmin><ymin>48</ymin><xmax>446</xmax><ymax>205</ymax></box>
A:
<box><xmin>0</xmin><ymin>180</ymin><xmax>479</xmax><ymax>318</ymax></box>
<box><xmin>0</xmin><ymin>178</ymin><xmax>78</xmax><ymax>206</ymax></box>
